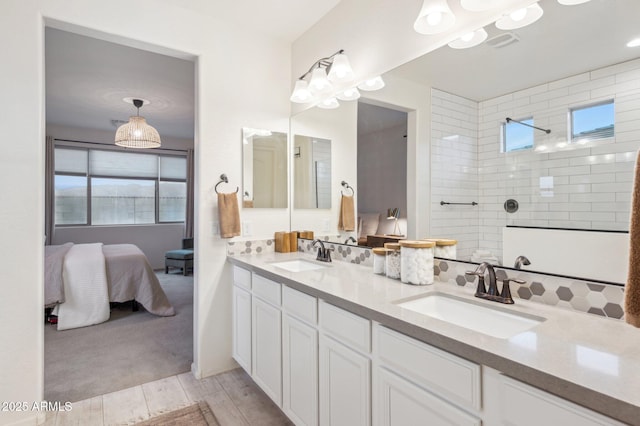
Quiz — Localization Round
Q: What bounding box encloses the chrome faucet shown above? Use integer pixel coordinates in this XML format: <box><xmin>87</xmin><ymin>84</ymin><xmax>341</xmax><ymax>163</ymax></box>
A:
<box><xmin>514</xmin><ymin>255</ymin><xmax>531</xmax><ymax>269</ymax></box>
<box><xmin>344</xmin><ymin>236</ymin><xmax>357</xmax><ymax>245</ymax></box>
<box><xmin>313</xmin><ymin>239</ymin><xmax>333</xmax><ymax>262</ymax></box>
<box><xmin>466</xmin><ymin>262</ymin><xmax>526</xmax><ymax>304</ymax></box>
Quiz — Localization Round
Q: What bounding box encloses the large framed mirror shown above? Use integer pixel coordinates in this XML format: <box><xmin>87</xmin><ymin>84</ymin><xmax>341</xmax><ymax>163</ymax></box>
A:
<box><xmin>289</xmin><ymin>0</ymin><xmax>638</xmax><ymax>283</ymax></box>
<box><xmin>242</xmin><ymin>127</ymin><xmax>288</xmax><ymax>208</ymax></box>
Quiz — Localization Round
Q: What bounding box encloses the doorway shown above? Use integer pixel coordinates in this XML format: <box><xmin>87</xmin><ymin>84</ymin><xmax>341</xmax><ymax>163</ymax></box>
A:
<box><xmin>44</xmin><ymin>26</ymin><xmax>196</xmax><ymax>402</ymax></box>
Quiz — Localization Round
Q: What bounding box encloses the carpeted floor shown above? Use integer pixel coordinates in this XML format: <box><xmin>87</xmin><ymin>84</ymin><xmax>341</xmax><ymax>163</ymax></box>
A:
<box><xmin>44</xmin><ymin>272</ymin><xmax>193</xmax><ymax>403</ymax></box>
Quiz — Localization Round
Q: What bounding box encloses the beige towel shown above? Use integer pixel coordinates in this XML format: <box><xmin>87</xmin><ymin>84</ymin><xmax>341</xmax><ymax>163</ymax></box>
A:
<box><xmin>338</xmin><ymin>195</ymin><xmax>355</xmax><ymax>232</ymax></box>
<box><xmin>218</xmin><ymin>192</ymin><xmax>241</xmax><ymax>238</ymax></box>
<box><xmin>626</xmin><ymin>150</ymin><xmax>640</xmax><ymax>327</ymax></box>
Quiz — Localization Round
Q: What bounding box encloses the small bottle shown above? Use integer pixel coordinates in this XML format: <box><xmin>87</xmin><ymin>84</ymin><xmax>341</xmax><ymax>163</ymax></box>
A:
<box><xmin>372</xmin><ymin>247</ymin><xmax>389</xmax><ymax>275</ymax></box>
<box><xmin>384</xmin><ymin>242</ymin><xmax>401</xmax><ymax>280</ymax></box>
<box><xmin>399</xmin><ymin>240</ymin><xmax>435</xmax><ymax>285</ymax></box>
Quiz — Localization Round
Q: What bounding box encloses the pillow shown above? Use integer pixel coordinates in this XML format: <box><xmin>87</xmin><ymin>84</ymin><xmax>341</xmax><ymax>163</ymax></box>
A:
<box><xmin>358</xmin><ymin>213</ymin><xmax>380</xmax><ymax>238</ymax></box>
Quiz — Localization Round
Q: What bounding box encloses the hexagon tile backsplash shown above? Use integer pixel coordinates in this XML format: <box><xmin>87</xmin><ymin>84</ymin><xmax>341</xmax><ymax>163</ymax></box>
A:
<box><xmin>228</xmin><ymin>238</ymin><xmax>625</xmax><ymax>320</ymax></box>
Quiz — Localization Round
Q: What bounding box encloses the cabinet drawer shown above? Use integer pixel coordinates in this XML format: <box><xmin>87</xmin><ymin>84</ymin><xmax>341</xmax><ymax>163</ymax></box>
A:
<box><xmin>319</xmin><ymin>301</ymin><xmax>370</xmax><ymax>353</ymax></box>
<box><xmin>233</xmin><ymin>266</ymin><xmax>251</xmax><ymax>290</ymax></box>
<box><xmin>253</xmin><ymin>274</ymin><xmax>281</xmax><ymax>306</ymax></box>
<box><xmin>375</xmin><ymin>325</ymin><xmax>481</xmax><ymax>411</ymax></box>
<box><xmin>283</xmin><ymin>285</ymin><xmax>317</xmax><ymax>325</ymax></box>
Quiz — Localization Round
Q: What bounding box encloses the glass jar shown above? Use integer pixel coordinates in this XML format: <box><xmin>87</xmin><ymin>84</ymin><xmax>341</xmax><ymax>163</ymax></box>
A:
<box><xmin>372</xmin><ymin>247</ymin><xmax>390</xmax><ymax>275</ymax></box>
<box><xmin>384</xmin><ymin>242</ymin><xmax>401</xmax><ymax>280</ymax></box>
<box><xmin>399</xmin><ymin>240</ymin><xmax>435</xmax><ymax>285</ymax></box>
<box><xmin>426</xmin><ymin>238</ymin><xmax>457</xmax><ymax>259</ymax></box>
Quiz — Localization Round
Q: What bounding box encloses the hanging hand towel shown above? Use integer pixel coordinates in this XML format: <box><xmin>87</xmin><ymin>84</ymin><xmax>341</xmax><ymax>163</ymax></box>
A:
<box><xmin>626</xmin><ymin>150</ymin><xmax>640</xmax><ymax>327</ymax></box>
<box><xmin>218</xmin><ymin>192</ymin><xmax>241</xmax><ymax>238</ymax></box>
<box><xmin>338</xmin><ymin>194</ymin><xmax>355</xmax><ymax>232</ymax></box>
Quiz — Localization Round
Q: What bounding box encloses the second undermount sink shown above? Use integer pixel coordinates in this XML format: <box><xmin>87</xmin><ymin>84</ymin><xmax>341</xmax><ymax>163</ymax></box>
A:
<box><xmin>394</xmin><ymin>292</ymin><xmax>545</xmax><ymax>339</ymax></box>
<box><xmin>270</xmin><ymin>259</ymin><xmax>328</xmax><ymax>272</ymax></box>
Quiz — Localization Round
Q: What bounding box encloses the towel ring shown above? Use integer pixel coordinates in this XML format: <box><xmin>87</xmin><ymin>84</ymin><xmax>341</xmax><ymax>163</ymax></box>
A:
<box><xmin>215</xmin><ymin>173</ymin><xmax>239</xmax><ymax>194</ymax></box>
<box><xmin>341</xmin><ymin>180</ymin><xmax>354</xmax><ymax>196</ymax></box>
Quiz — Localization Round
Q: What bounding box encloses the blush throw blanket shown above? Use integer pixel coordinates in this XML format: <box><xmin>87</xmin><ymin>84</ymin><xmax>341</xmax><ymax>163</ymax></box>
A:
<box><xmin>54</xmin><ymin>243</ymin><xmax>110</xmax><ymax>330</ymax></box>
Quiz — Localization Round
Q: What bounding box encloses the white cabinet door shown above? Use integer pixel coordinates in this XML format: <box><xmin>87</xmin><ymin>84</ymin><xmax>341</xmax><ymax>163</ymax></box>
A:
<box><xmin>232</xmin><ymin>285</ymin><xmax>252</xmax><ymax>373</ymax></box>
<box><xmin>483</xmin><ymin>368</ymin><xmax>624</xmax><ymax>426</ymax></box>
<box><xmin>374</xmin><ymin>367</ymin><xmax>480</xmax><ymax>426</ymax></box>
<box><xmin>252</xmin><ymin>296</ymin><xmax>282</xmax><ymax>407</ymax></box>
<box><xmin>319</xmin><ymin>335</ymin><xmax>370</xmax><ymax>426</ymax></box>
<box><xmin>283</xmin><ymin>314</ymin><xmax>318</xmax><ymax>426</ymax></box>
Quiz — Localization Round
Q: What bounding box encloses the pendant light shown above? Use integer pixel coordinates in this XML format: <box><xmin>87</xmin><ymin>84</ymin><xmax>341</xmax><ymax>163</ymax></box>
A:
<box><xmin>290</xmin><ymin>79</ymin><xmax>314</xmax><ymax>103</ymax></box>
<box><xmin>327</xmin><ymin>52</ymin><xmax>355</xmax><ymax>83</ymax></box>
<box><xmin>115</xmin><ymin>98</ymin><xmax>161</xmax><ymax>149</ymax></box>
<box><xmin>336</xmin><ymin>87</ymin><xmax>361</xmax><ymax>101</ymax></box>
<box><xmin>496</xmin><ymin>3</ymin><xmax>544</xmax><ymax>30</ymax></box>
<box><xmin>414</xmin><ymin>0</ymin><xmax>456</xmax><ymax>35</ymax></box>
<box><xmin>448</xmin><ymin>28</ymin><xmax>488</xmax><ymax>49</ymax></box>
<box><xmin>308</xmin><ymin>65</ymin><xmax>332</xmax><ymax>95</ymax></box>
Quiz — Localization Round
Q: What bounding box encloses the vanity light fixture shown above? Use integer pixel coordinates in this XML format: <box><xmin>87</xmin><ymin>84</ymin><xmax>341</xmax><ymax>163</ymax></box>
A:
<box><xmin>358</xmin><ymin>76</ymin><xmax>385</xmax><ymax>91</ymax></box>
<box><xmin>495</xmin><ymin>3</ymin><xmax>544</xmax><ymax>30</ymax></box>
<box><xmin>114</xmin><ymin>98</ymin><xmax>161</xmax><ymax>149</ymax></box>
<box><xmin>317</xmin><ymin>97</ymin><xmax>340</xmax><ymax>109</ymax></box>
<box><xmin>460</xmin><ymin>0</ymin><xmax>508</xmax><ymax>12</ymax></box>
<box><xmin>557</xmin><ymin>0</ymin><xmax>591</xmax><ymax>5</ymax></box>
<box><xmin>336</xmin><ymin>87</ymin><xmax>361</xmax><ymax>101</ymax></box>
<box><xmin>448</xmin><ymin>28</ymin><xmax>488</xmax><ymax>49</ymax></box>
<box><xmin>414</xmin><ymin>0</ymin><xmax>456</xmax><ymax>35</ymax></box>
<box><xmin>290</xmin><ymin>49</ymin><xmax>354</xmax><ymax>104</ymax></box>
<box><xmin>627</xmin><ymin>38</ymin><xmax>640</xmax><ymax>48</ymax></box>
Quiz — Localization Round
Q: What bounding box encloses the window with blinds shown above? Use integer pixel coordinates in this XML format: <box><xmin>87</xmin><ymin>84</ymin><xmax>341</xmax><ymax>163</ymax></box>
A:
<box><xmin>54</xmin><ymin>147</ymin><xmax>187</xmax><ymax>226</ymax></box>
<box><xmin>571</xmin><ymin>100</ymin><xmax>614</xmax><ymax>143</ymax></box>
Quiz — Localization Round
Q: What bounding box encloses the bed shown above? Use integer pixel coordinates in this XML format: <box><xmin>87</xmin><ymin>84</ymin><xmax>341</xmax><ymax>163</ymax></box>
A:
<box><xmin>45</xmin><ymin>243</ymin><xmax>175</xmax><ymax>329</ymax></box>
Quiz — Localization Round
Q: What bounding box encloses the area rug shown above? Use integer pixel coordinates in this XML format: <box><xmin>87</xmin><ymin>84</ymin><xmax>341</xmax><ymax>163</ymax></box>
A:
<box><xmin>135</xmin><ymin>401</ymin><xmax>219</xmax><ymax>425</ymax></box>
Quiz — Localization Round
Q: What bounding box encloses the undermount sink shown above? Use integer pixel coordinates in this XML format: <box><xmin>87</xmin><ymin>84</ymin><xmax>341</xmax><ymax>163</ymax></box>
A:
<box><xmin>270</xmin><ymin>259</ymin><xmax>328</xmax><ymax>272</ymax></box>
<box><xmin>394</xmin><ymin>292</ymin><xmax>545</xmax><ymax>339</ymax></box>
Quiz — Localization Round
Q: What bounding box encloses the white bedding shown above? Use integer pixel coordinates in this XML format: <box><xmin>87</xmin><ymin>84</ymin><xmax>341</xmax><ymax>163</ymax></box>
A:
<box><xmin>54</xmin><ymin>243</ymin><xmax>110</xmax><ymax>330</ymax></box>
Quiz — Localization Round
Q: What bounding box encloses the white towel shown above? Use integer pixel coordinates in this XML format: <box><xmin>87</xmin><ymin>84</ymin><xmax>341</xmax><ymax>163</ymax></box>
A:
<box><xmin>55</xmin><ymin>243</ymin><xmax>110</xmax><ymax>330</ymax></box>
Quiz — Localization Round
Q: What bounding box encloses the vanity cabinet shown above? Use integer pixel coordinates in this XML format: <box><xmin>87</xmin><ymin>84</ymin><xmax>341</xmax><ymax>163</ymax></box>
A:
<box><xmin>232</xmin><ymin>266</ymin><xmax>252</xmax><ymax>373</ymax></box>
<box><xmin>230</xmin><ymin>263</ymin><xmax>625</xmax><ymax>426</ymax></box>
<box><xmin>282</xmin><ymin>286</ymin><xmax>319</xmax><ymax>426</ymax></box>
<box><xmin>319</xmin><ymin>301</ymin><xmax>371</xmax><ymax>426</ymax></box>
<box><xmin>483</xmin><ymin>367</ymin><xmax>625</xmax><ymax>426</ymax></box>
<box><xmin>373</xmin><ymin>325</ymin><xmax>481</xmax><ymax>426</ymax></box>
<box><xmin>251</xmin><ymin>274</ymin><xmax>283</xmax><ymax>406</ymax></box>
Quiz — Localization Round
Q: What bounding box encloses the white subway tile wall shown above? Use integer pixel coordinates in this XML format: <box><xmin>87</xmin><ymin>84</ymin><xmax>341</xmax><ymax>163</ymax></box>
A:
<box><xmin>430</xmin><ymin>89</ymin><xmax>480</xmax><ymax>261</ymax></box>
<box><xmin>431</xmin><ymin>58</ymin><xmax>640</xmax><ymax>263</ymax></box>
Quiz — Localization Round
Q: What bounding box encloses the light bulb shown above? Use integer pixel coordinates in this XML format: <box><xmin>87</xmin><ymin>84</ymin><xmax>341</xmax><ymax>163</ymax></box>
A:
<box><xmin>461</xmin><ymin>32</ymin><xmax>475</xmax><ymax>42</ymax></box>
<box><xmin>290</xmin><ymin>79</ymin><xmax>313</xmax><ymax>103</ymax></box>
<box><xmin>317</xmin><ymin>97</ymin><xmax>339</xmax><ymax>109</ymax></box>
<box><xmin>510</xmin><ymin>8</ymin><xmax>527</xmax><ymax>21</ymax></box>
<box><xmin>427</xmin><ymin>11</ymin><xmax>442</xmax><ymax>26</ymax></box>
<box><xmin>357</xmin><ymin>76</ymin><xmax>385</xmax><ymax>91</ymax></box>
<box><xmin>134</xmin><ymin>130</ymin><xmax>142</xmax><ymax>137</ymax></box>
<box><xmin>627</xmin><ymin>38</ymin><xmax>640</xmax><ymax>48</ymax></box>
<box><xmin>309</xmin><ymin>67</ymin><xmax>332</xmax><ymax>94</ymax></box>
<box><xmin>328</xmin><ymin>53</ymin><xmax>354</xmax><ymax>83</ymax></box>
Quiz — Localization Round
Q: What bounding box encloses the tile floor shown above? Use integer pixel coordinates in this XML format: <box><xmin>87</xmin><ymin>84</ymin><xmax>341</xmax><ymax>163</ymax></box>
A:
<box><xmin>42</xmin><ymin>368</ymin><xmax>292</xmax><ymax>426</ymax></box>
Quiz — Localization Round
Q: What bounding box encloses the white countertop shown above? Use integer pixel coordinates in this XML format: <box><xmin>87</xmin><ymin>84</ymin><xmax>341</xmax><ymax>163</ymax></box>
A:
<box><xmin>228</xmin><ymin>252</ymin><xmax>640</xmax><ymax>424</ymax></box>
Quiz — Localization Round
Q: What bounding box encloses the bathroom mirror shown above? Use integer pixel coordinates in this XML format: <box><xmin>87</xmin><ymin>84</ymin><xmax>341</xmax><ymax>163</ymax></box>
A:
<box><xmin>293</xmin><ymin>135</ymin><xmax>332</xmax><ymax>209</ymax></box>
<box><xmin>242</xmin><ymin>127</ymin><xmax>288</xmax><ymax>208</ymax></box>
<box><xmin>380</xmin><ymin>0</ymin><xmax>637</xmax><ymax>282</ymax></box>
<box><xmin>291</xmin><ymin>0</ymin><xmax>638</xmax><ymax>283</ymax></box>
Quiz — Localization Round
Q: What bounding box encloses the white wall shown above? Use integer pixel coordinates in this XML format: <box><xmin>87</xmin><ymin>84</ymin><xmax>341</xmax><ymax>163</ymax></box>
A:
<box><xmin>1</xmin><ymin>1</ymin><xmax>291</xmax><ymax>424</ymax></box>
<box><xmin>430</xmin><ymin>89</ymin><xmax>479</xmax><ymax>261</ymax></box>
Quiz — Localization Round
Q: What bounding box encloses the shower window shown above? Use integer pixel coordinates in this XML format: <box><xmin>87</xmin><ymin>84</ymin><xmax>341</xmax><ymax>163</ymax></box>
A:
<box><xmin>502</xmin><ymin>117</ymin><xmax>534</xmax><ymax>153</ymax></box>
<box><xmin>570</xmin><ymin>100</ymin><xmax>614</xmax><ymax>143</ymax></box>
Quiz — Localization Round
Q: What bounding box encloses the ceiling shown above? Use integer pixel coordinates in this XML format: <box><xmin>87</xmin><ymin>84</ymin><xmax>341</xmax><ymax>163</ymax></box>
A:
<box><xmin>45</xmin><ymin>0</ymin><xmax>342</xmax><ymax>140</ymax></box>
<box><xmin>388</xmin><ymin>0</ymin><xmax>640</xmax><ymax>101</ymax></box>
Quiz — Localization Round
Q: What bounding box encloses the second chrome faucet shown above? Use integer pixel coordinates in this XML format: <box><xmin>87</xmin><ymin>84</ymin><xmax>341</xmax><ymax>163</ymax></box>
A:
<box><xmin>466</xmin><ymin>262</ymin><xmax>526</xmax><ymax>304</ymax></box>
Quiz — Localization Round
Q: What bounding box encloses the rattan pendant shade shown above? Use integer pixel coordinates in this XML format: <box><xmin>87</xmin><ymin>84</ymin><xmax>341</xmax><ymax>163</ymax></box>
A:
<box><xmin>114</xmin><ymin>99</ymin><xmax>161</xmax><ymax>148</ymax></box>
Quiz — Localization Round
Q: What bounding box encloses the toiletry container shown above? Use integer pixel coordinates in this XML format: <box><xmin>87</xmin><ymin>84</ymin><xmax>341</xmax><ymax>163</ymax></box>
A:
<box><xmin>372</xmin><ymin>247</ymin><xmax>390</xmax><ymax>275</ymax></box>
<box><xmin>384</xmin><ymin>242</ymin><xmax>401</xmax><ymax>279</ymax></box>
<box><xmin>399</xmin><ymin>240</ymin><xmax>435</xmax><ymax>285</ymax></box>
<box><xmin>427</xmin><ymin>239</ymin><xmax>457</xmax><ymax>259</ymax></box>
